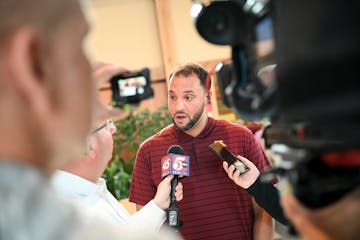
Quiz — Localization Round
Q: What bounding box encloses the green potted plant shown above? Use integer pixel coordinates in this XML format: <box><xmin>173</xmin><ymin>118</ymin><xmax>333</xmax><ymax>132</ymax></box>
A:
<box><xmin>103</xmin><ymin>105</ymin><xmax>172</xmax><ymax>200</ymax></box>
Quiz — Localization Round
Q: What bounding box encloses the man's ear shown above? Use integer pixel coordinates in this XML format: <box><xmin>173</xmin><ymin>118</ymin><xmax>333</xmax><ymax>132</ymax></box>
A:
<box><xmin>86</xmin><ymin>136</ymin><xmax>98</xmax><ymax>161</ymax></box>
<box><xmin>6</xmin><ymin>27</ymin><xmax>49</xmax><ymax>116</ymax></box>
<box><xmin>207</xmin><ymin>91</ymin><xmax>212</xmax><ymax>104</ymax></box>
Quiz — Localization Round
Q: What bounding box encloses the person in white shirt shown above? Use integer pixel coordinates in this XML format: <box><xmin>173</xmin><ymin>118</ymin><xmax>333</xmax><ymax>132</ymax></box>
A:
<box><xmin>52</xmin><ymin>118</ymin><xmax>183</xmax><ymax>231</ymax></box>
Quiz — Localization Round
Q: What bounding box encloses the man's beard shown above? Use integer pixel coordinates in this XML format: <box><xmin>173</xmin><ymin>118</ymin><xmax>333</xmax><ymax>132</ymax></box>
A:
<box><xmin>172</xmin><ymin>103</ymin><xmax>205</xmax><ymax>131</ymax></box>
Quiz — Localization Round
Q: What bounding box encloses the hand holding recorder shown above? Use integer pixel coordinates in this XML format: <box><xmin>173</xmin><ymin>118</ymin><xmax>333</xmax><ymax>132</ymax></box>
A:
<box><xmin>223</xmin><ymin>156</ymin><xmax>260</xmax><ymax>189</ymax></box>
<box><xmin>209</xmin><ymin>140</ymin><xmax>250</xmax><ymax>174</ymax></box>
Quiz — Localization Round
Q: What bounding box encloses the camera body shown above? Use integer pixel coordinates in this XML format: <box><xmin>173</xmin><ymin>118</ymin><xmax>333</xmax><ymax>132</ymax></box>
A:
<box><xmin>110</xmin><ymin>68</ymin><xmax>154</xmax><ymax>108</ymax></box>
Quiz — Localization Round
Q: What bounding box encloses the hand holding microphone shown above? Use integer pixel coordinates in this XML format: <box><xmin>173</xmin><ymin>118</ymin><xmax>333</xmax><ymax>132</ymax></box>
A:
<box><xmin>161</xmin><ymin>145</ymin><xmax>190</xmax><ymax>230</ymax></box>
<box><xmin>153</xmin><ymin>175</ymin><xmax>183</xmax><ymax>210</ymax></box>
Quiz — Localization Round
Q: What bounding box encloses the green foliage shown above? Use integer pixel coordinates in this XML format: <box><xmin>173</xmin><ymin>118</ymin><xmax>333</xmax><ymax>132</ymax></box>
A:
<box><xmin>103</xmin><ymin>155</ymin><xmax>132</xmax><ymax>200</ymax></box>
<box><xmin>103</xmin><ymin>105</ymin><xmax>172</xmax><ymax>200</ymax></box>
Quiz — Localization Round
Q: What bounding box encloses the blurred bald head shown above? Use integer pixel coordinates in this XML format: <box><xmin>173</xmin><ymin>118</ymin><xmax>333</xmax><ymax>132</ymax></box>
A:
<box><xmin>0</xmin><ymin>0</ymin><xmax>94</xmax><ymax>173</ymax></box>
<box><xmin>0</xmin><ymin>0</ymin><xmax>80</xmax><ymax>41</ymax></box>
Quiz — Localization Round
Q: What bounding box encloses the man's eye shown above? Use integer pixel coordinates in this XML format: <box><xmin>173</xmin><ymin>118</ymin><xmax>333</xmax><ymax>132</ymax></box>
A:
<box><xmin>169</xmin><ymin>95</ymin><xmax>176</xmax><ymax>100</ymax></box>
<box><xmin>185</xmin><ymin>96</ymin><xmax>193</xmax><ymax>101</ymax></box>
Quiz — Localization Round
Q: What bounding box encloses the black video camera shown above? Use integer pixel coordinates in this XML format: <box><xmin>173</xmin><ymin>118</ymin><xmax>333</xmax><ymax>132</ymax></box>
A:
<box><xmin>110</xmin><ymin>68</ymin><xmax>154</xmax><ymax>108</ymax></box>
<box><xmin>192</xmin><ymin>0</ymin><xmax>360</xmax><ymax>209</ymax></box>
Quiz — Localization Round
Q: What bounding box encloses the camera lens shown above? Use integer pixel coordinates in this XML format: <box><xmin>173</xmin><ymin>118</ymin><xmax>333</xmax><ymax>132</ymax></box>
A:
<box><xmin>207</xmin><ymin>13</ymin><xmax>228</xmax><ymax>34</ymax></box>
<box><xmin>196</xmin><ymin>8</ymin><xmax>231</xmax><ymax>45</ymax></box>
<box><xmin>194</xmin><ymin>1</ymin><xmax>245</xmax><ymax>45</ymax></box>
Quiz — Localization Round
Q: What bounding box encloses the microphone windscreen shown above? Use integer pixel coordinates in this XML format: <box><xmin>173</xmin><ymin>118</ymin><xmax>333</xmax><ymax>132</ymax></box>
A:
<box><xmin>167</xmin><ymin>145</ymin><xmax>184</xmax><ymax>155</ymax></box>
<box><xmin>162</xmin><ymin>145</ymin><xmax>190</xmax><ymax>178</ymax></box>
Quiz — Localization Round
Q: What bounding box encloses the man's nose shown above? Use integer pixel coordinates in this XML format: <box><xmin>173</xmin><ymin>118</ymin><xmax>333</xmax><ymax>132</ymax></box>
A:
<box><xmin>174</xmin><ymin>99</ymin><xmax>185</xmax><ymax>111</ymax></box>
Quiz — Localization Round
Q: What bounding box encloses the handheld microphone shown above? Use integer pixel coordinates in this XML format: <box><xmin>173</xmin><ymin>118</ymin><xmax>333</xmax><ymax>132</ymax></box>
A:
<box><xmin>161</xmin><ymin>145</ymin><xmax>190</xmax><ymax>230</ymax></box>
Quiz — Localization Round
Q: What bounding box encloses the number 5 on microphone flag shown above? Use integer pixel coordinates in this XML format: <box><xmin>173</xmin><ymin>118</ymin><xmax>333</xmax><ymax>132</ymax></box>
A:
<box><xmin>161</xmin><ymin>154</ymin><xmax>190</xmax><ymax>178</ymax></box>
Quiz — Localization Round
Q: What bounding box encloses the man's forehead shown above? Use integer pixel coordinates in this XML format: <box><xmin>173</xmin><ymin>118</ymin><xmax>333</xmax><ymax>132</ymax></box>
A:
<box><xmin>169</xmin><ymin>74</ymin><xmax>201</xmax><ymax>86</ymax></box>
<box><xmin>168</xmin><ymin>79</ymin><xmax>204</xmax><ymax>95</ymax></box>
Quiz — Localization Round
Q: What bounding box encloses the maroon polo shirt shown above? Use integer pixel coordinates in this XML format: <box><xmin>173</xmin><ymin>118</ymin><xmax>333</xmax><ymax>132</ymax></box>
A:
<box><xmin>129</xmin><ymin>117</ymin><xmax>271</xmax><ymax>240</ymax></box>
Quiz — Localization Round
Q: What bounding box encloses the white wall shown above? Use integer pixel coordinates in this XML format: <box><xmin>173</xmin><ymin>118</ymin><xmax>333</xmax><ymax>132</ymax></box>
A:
<box><xmin>88</xmin><ymin>0</ymin><xmax>230</xmax><ymax>70</ymax></box>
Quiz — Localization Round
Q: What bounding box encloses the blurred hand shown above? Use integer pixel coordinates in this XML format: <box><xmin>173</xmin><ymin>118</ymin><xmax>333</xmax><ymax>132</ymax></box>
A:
<box><xmin>222</xmin><ymin>155</ymin><xmax>260</xmax><ymax>189</ymax></box>
<box><xmin>153</xmin><ymin>175</ymin><xmax>184</xmax><ymax>210</ymax></box>
<box><xmin>92</xmin><ymin>60</ymin><xmax>130</xmax><ymax>125</ymax></box>
<box><xmin>281</xmin><ymin>188</ymin><xmax>360</xmax><ymax>240</ymax></box>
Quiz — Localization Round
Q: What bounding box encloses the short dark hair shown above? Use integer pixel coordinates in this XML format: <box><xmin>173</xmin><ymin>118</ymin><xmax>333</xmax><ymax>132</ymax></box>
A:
<box><xmin>169</xmin><ymin>63</ymin><xmax>210</xmax><ymax>90</ymax></box>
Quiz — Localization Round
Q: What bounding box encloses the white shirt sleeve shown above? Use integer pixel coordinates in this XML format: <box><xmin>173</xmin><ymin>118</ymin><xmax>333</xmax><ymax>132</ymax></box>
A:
<box><xmin>128</xmin><ymin>200</ymin><xmax>166</xmax><ymax>232</ymax></box>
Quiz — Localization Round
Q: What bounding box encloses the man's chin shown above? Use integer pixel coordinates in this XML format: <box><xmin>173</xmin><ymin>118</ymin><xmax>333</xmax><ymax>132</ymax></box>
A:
<box><xmin>173</xmin><ymin>118</ymin><xmax>195</xmax><ymax>131</ymax></box>
<box><xmin>175</xmin><ymin>123</ymin><xmax>195</xmax><ymax>132</ymax></box>
<box><xmin>174</xmin><ymin>123</ymin><xmax>187</xmax><ymax>131</ymax></box>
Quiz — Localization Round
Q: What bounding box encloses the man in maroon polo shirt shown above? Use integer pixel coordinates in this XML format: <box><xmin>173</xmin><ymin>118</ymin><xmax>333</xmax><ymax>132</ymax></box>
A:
<box><xmin>129</xmin><ymin>63</ymin><xmax>273</xmax><ymax>240</ymax></box>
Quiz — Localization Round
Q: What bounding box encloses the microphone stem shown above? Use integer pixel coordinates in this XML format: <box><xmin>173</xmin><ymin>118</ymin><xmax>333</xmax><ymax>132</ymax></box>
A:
<box><xmin>170</xmin><ymin>175</ymin><xmax>178</xmax><ymax>202</ymax></box>
<box><xmin>167</xmin><ymin>175</ymin><xmax>181</xmax><ymax>230</ymax></box>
